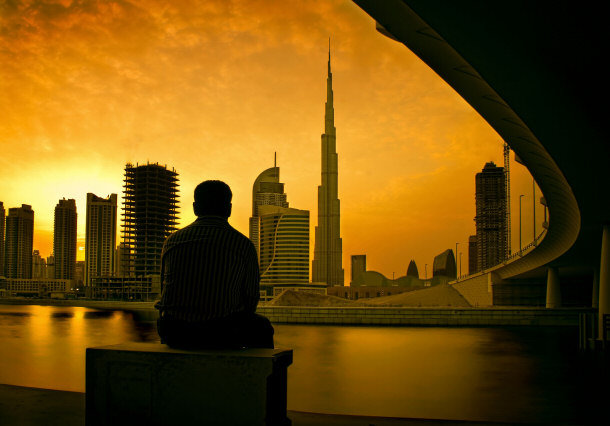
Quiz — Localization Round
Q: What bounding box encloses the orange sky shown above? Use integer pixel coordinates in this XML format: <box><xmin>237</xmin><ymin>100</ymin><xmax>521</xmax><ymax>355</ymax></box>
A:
<box><xmin>0</xmin><ymin>0</ymin><xmax>541</xmax><ymax>281</ymax></box>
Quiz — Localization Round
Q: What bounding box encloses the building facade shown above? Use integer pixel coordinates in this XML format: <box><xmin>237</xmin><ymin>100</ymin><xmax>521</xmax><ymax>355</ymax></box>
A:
<box><xmin>85</xmin><ymin>193</ymin><xmax>117</xmax><ymax>287</ymax></box>
<box><xmin>249</xmin><ymin>163</ymin><xmax>288</xmax><ymax>256</ymax></box>
<box><xmin>468</xmin><ymin>235</ymin><xmax>478</xmax><ymax>275</ymax></box>
<box><xmin>351</xmin><ymin>255</ymin><xmax>366</xmax><ymax>284</ymax></box>
<box><xmin>121</xmin><ymin>163</ymin><xmax>179</xmax><ymax>277</ymax></box>
<box><xmin>312</xmin><ymin>48</ymin><xmax>344</xmax><ymax>286</ymax></box>
<box><xmin>432</xmin><ymin>249</ymin><xmax>457</xmax><ymax>279</ymax></box>
<box><xmin>5</xmin><ymin>278</ymin><xmax>72</xmax><ymax>298</ymax></box>
<box><xmin>258</xmin><ymin>205</ymin><xmax>310</xmax><ymax>286</ymax></box>
<box><xmin>32</xmin><ymin>250</ymin><xmax>46</xmax><ymax>278</ymax></box>
<box><xmin>475</xmin><ymin>162</ymin><xmax>508</xmax><ymax>271</ymax></box>
<box><xmin>0</xmin><ymin>202</ymin><xmax>4</xmax><ymax>276</ymax></box>
<box><xmin>46</xmin><ymin>255</ymin><xmax>54</xmax><ymax>279</ymax></box>
<box><xmin>53</xmin><ymin>198</ymin><xmax>77</xmax><ymax>279</ymax></box>
<box><xmin>4</xmin><ymin>204</ymin><xmax>34</xmax><ymax>279</ymax></box>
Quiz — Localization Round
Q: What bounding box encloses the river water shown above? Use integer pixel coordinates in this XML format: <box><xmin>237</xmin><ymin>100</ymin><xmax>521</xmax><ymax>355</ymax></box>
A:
<box><xmin>0</xmin><ymin>304</ymin><xmax>607</xmax><ymax>424</ymax></box>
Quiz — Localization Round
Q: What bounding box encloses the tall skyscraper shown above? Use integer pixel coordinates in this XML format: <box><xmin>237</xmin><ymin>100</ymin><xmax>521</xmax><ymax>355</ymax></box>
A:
<box><xmin>53</xmin><ymin>198</ymin><xmax>77</xmax><ymax>279</ymax></box>
<box><xmin>313</xmin><ymin>47</ymin><xmax>344</xmax><ymax>286</ymax></box>
<box><xmin>258</xmin><ymin>205</ymin><xmax>310</xmax><ymax>285</ymax></box>
<box><xmin>250</xmin><ymin>162</ymin><xmax>309</xmax><ymax>284</ymax></box>
<box><xmin>85</xmin><ymin>193</ymin><xmax>117</xmax><ymax>287</ymax></box>
<box><xmin>5</xmin><ymin>204</ymin><xmax>34</xmax><ymax>279</ymax></box>
<box><xmin>249</xmin><ymin>158</ymin><xmax>288</xmax><ymax>256</ymax></box>
<box><xmin>121</xmin><ymin>163</ymin><xmax>179</xmax><ymax>277</ymax></box>
<box><xmin>0</xmin><ymin>201</ymin><xmax>5</xmax><ymax>276</ymax></box>
<box><xmin>475</xmin><ymin>162</ymin><xmax>508</xmax><ymax>271</ymax></box>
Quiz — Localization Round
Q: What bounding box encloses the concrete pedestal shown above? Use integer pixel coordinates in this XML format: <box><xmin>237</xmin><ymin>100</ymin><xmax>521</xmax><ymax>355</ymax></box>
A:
<box><xmin>86</xmin><ymin>343</ymin><xmax>292</xmax><ymax>426</ymax></box>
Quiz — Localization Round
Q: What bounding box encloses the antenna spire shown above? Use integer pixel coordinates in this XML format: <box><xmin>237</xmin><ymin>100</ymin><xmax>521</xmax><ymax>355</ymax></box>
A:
<box><xmin>328</xmin><ymin>37</ymin><xmax>331</xmax><ymax>74</ymax></box>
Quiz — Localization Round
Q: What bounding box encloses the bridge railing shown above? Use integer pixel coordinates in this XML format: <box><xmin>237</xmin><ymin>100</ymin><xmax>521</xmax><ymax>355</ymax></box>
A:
<box><xmin>454</xmin><ymin>228</ymin><xmax>547</xmax><ymax>282</ymax></box>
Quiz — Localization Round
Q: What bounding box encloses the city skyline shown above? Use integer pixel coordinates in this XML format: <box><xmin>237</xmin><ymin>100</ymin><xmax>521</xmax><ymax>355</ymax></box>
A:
<box><xmin>0</xmin><ymin>0</ymin><xmax>541</xmax><ymax>280</ymax></box>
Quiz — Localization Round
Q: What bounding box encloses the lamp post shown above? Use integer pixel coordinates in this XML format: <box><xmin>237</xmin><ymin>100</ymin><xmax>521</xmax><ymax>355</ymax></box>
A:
<box><xmin>519</xmin><ymin>194</ymin><xmax>525</xmax><ymax>252</ymax></box>
<box><xmin>533</xmin><ymin>178</ymin><xmax>536</xmax><ymax>244</ymax></box>
<box><xmin>425</xmin><ymin>264</ymin><xmax>428</xmax><ymax>280</ymax></box>
<box><xmin>459</xmin><ymin>252</ymin><xmax>462</xmax><ymax>278</ymax></box>
<box><xmin>455</xmin><ymin>242</ymin><xmax>459</xmax><ymax>279</ymax></box>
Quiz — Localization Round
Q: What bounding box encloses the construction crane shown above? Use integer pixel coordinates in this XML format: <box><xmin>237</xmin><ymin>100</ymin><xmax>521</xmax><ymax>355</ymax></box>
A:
<box><xmin>504</xmin><ymin>143</ymin><xmax>511</xmax><ymax>256</ymax></box>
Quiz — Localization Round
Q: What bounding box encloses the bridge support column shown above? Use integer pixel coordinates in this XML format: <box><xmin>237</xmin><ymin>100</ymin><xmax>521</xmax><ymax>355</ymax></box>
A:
<box><xmin>598</xmin><ymin>224</ymin><xmax>610</xmax><ymax>340</ymax></box>
<box><xmin>546</xmin><ymin>267</ymin><xmax>561</xmax><ymax>308</ymax></box>
<box><xmin>592</xmin><ymin>268</ymin><xmax>599</xmax><ymax>309</ymax></box>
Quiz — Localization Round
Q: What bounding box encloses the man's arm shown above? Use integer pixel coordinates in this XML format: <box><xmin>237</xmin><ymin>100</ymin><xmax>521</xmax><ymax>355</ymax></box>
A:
<box><xmin>242</xmin><ymin>243</ymin><xmax>260</xmax><ymax>312</ymax></box>
<box><xmin>154</xmin><ymin>239</ymin><xmax>169</xmax><ymax>311</ymax></box>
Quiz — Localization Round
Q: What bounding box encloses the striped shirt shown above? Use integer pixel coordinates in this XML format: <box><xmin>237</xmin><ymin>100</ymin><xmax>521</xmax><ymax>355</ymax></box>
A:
<box><xmin>155</xmin><ymin>216</ymin><xmax>260</xmax><ymax>322</ymax></box>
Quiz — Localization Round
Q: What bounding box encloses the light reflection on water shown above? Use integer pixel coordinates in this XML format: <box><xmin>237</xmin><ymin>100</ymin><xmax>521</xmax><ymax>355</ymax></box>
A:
<box><xmin>0</xmin><ymin>305</ymin><xmax>606</xmax><ymax>423</ymax></box>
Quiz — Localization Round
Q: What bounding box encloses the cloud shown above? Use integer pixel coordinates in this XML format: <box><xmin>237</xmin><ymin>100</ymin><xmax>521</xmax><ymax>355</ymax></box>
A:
<box><xmin>1</xmin><ymin>0</ymin><xmax>532</xmax><ymax>277</ymax></box>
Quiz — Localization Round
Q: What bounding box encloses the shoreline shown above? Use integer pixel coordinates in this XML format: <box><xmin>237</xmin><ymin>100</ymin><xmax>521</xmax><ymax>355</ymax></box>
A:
<box><xmin>0</xmin><ymin>297</ymin><xmax>154</xmax><ymax>311</ymax></box>
<box><xmin>0</xmin><ymin>298</ymin><xmax>591</xmax><ymax>326</ymax></box>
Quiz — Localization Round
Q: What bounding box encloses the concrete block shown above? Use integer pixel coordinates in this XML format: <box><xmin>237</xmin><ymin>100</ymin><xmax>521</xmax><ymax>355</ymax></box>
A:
<box><xmin>86</xmin><ymin>342</ymin><xmax>292</xmax><ymax>426</ymax></box>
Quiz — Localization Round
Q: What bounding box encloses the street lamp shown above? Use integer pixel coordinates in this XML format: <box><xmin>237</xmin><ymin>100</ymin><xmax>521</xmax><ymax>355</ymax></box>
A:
<box><xmin>425</xmin><ymin>264</ymin><xmax>428</xmax><ymax>280</ymax></box>
<box><xmin>455</xmin><ymin>242</ymin><xmax>459</xmax><ymax>278</ymax></box>
<box><xmin>533</xmin><ymin>177</ymin><xmax>536</xmax><ymax>245</ymax></box>
<box><xmin>459</xmin><ymin>252</ymin><xmax>462</xmax><ymax>278</ymax></box>
<box><xmin>519</xmin><ymin>194</ymin><xmax>525</xmax><ymax>252</ymax></box>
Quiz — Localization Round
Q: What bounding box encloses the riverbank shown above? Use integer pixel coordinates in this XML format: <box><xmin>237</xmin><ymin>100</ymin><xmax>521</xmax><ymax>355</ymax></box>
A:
<box><xmin>0</xmin><ymin>297</ymin><xmax>154</xmax><ymax>310</ymax></box>
<box><xmin>0</xmin><ymin>298</ymin><xmax>592</xmax><ymax>326</ymax></box>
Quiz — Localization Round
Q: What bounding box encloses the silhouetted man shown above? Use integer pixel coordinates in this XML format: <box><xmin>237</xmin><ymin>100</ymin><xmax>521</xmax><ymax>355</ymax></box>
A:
<box><xmin>155</xmin><ymin>180</ymin><xmax>274</xmax><ymax>349</ymax></box>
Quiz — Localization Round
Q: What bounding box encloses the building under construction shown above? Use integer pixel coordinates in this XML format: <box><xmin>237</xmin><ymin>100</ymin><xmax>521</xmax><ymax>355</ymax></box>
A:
<box><xmin>475</xmin><ymin>162</ymin><xmax>508</xmax><ymax>271</ymax></box>
<box><xmin>121</xmin><ymin>163</ymin><xmax>179</xmax><ymax>280</ymax></box>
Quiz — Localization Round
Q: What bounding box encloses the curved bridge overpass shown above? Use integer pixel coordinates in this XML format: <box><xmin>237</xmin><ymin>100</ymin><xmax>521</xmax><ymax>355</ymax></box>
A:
<box><xmin>352</xmin><ymin>1</ymin><xmax>609</xmax><ymax>325</ymax></box>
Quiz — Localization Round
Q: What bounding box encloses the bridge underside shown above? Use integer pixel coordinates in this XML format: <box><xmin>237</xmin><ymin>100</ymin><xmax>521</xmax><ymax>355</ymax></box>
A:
<box><xmin>353</xmin><ymin>0</ymin><xmax>608</xmax><ymax>307</ymax></box>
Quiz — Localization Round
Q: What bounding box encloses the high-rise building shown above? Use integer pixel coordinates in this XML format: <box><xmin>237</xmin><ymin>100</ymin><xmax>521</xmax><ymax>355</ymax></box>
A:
<box><xmin>351</xmin><ymin>255</ymin><xmax>366</xmax><ymax>284</ymax></box>
<box><xmin>32</xmin><ymin>250</ymin><xmax>46</xmax><ymax>278</ymax></box>
<box><xmin>249</xmin><ymin>159</ymin><xmax>288</xmax><ymax>256</ymax></box>
<box><xmin>114</xmin><ymin>242</ymin><xmax>130</xmax><ymax>277</ymax></box>
<box><xmin>475</xmin><ymin>162</ymin><xmax>508</xmax><ymax>270</ymax></box>
<box><xmin>85</xmin><ymin>193</ymin><xmax>117</xmax><ymax>287</ymax></box>
<box><xmin>53</xmin><ymin>198</ymin><xmax>77</xmax><ymax>279</ymax></box>
<box><xmin>468</xmin><ymin>235</ymin><xmax>478</xmax><ymax>275</ymax></box>
<box><xmin>5</xmin><ymin>204</ymin><xmax>34</xmax><ymax>279</ymax></box>
<box><xmin>258</xmin><ymin>205</ymin><xmax>309</xmax><ymax>285</ymax></box>
<box><xmin>121</xmin><ymin>163</ymin><xmax>179</xmax><ymax>277</ymax></box>
<box><xmin>313</xmin><ymin>47</ymin><xmax>344</xmax><ymax>286</ymax></box>
<box><xmin>249</xmin><ymin>162</ymin><xmax>309</xmax><ymax>285</ymax></box>
<box><xmin>0</xmin><ymin>201</ymin><xmax>5</xmax><ymax>276</ymax></box>
<box><xmin>75</xmin><ymin>260</ymin><xmax>85</xmax><ymax>288</ymax></box>
<box><xmin>46</xmin><ymin>255</ymin><xmax>55</xmax><ymax>279</ymax></box>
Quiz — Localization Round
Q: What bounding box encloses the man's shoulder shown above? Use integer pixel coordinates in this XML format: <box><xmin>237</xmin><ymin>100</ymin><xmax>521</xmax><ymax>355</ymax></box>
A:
<box><xmin>165</xmin><ymin>217</ymin><xmax>252</xmax><ymax>249</ymax></box>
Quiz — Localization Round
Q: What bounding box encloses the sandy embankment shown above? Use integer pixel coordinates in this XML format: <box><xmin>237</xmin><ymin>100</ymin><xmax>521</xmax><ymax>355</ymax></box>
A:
<box><xmin>266</xmin><ymin>284</ymin><xmax>471</xmax><ymax>308</ymax></box>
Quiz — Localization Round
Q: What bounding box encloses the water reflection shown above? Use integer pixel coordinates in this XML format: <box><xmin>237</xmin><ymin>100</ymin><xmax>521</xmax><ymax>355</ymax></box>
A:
<box><xmin>0</xmin><ymin>305</ymin><xmax>606</xmax><ymax>424</ymax></box>
<box><xmin>83</xmin><ymin>311</ymin><xmax>114</xmax><ymax>319</ymax></box>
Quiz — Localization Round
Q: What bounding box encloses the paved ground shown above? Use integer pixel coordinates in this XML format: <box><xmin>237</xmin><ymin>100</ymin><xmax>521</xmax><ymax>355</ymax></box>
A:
<box><xmin>0</xmin><ymin>384</ymin><xmax>526</xmax><ymax>426</ymax></box>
